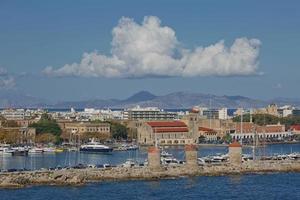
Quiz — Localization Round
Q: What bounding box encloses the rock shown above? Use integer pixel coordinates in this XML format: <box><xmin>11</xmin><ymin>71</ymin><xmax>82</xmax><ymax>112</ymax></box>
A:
<box><xmin>12</xmin><ymin>176</ymin><xmax>31</xmax><ymax>185</ymax></box>
<box><xmin>67</xmin><ymin>174</ymin><xmax>85</xmax><ymax>184</ymax></box>
<box><xmin>0</xmin><ymin>177</ymin><xmax>22</xmax><ymax>188</ymax></box>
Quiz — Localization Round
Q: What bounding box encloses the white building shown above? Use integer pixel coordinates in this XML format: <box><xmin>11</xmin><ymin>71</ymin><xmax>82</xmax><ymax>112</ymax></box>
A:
<box><xmin>2</xmin><ymin>109</ymin><xmax>25</xmax><ymax>120</ymax></box>
<box><xmin>218</xmin><ymin>108</ymin><xmax>228</xmax><ymax>120</ymax></box>
<box><xmin>278</xmin><ymin>105</ymin><xmax>294</xmax><ymax>117</ymax></box>
<box><xmin>123</xmin><ymin>105</ymin><xmax>177</xmax><ymax>121</ymax></box>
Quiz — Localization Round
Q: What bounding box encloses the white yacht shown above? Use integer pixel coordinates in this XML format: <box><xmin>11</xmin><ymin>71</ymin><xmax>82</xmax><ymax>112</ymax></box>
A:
<box><xmin>28</xmin><ymin>147</ymin><xmax>44</xmax><ymax>154</ymax></box>
<box><xmin>2</xmin><ymin>147</ymin><xmax>15</xmax><ymax>156</ymax></box>
<box><xmin>43</xmin><ymin>147</ymin><xmax>56</xmax><ymax>153</ymax></box>
<box><xmin>80</xmin><ymin>141</ymin><xmax>113</xmax><ymax>153</ymax></box>
<box><xmin>0</xmin><ymin>144</ymin><xmax>11</xmax><ymax>153</ymax></box>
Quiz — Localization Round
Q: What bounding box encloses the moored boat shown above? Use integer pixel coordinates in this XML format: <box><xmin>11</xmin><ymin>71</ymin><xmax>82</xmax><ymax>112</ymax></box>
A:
<box><xmin>28</xmin><ymin>147</ymin><xmax>44</xmax><ymax>154</ymax></box>
<box><xmin>43</xmin><ymin>147</ymin><xmax>56</xmax><ymax>153</ymax></box>
<box><xmin>11</xmin><ymin>147</ymin><xmax>28</xmax><ymax>156</ymax></box>
<box><xmin>80</xmin><ymin>142</ymin><xmax>113</xmax><ymax>153</ymax></box>
<box><xmin>2</xmin><ymin>147</ymin><xmax>15</xmax><ymax>156</ymax></box>
<box><xmin>55</xmin><ymin>148</ymin><xmax>64</xmax><ymax>153</ymax></box>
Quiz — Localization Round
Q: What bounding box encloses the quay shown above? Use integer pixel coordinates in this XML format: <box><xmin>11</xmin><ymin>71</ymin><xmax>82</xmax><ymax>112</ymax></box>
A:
<box><xmin>0</xmin><ymin>142</ymin><xmax>300</xmax><ymax>189</ymax></box>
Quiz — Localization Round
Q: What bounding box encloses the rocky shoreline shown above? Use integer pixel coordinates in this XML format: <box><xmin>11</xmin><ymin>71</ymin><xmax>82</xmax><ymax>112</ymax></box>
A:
<box><xmin>1</xmin><ymin>160</ymin><xmax>300</xmax><ymax>189</ymax></box>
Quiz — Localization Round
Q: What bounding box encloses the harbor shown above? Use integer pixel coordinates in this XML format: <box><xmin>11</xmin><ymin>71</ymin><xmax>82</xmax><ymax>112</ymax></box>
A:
<box><xmin>0</xmin><ymin>143</ymin><xmax>299</xmax><ymax>170</ymax></box>
<box><xmin>0</xmin><ymin>143</ymin><xmax>299</xmax><ymax>188</ymax></box>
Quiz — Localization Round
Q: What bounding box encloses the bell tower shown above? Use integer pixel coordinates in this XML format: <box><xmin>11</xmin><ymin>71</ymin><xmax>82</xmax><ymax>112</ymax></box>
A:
<box><xmin>188</xmin><ymin>107</ymin><xmax>199</xmax><ymax>144</ymax></box>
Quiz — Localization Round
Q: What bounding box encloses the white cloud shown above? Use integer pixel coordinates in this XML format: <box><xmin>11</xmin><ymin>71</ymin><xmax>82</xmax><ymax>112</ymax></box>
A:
<box><xmin>0</xmin><ymin>67</ymin><xmax>8</xmax><ymax>76</ymax></box>
<box><xmin>0</xmin><ymin>67</ymin><xmax>15</xmax><ymax>89</ymax></box>
<box><xmin>0</xmin><ymin>77</ymin><xmax>15</xmax><ymax>89</ymax></box>
<box><xmin>274</xmin><ymin>83</ymin><xmax>283</xmax><ymax>89</ymax></box>
<box><xmin>43</xmin><ymin>16</ymin><xmax>261</xmax><ymax>78</ymax></box>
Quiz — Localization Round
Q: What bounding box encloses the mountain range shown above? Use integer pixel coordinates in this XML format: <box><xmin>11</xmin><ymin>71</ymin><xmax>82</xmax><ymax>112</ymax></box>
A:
<box><xmin>0</xmin><ymin>90</ymin><xmax>300</xmax><ymax>109</ymax></box>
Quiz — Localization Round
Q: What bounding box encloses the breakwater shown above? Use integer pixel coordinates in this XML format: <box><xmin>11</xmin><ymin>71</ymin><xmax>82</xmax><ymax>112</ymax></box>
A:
<box><xmin>1</xmin><ymin>160</ymin><xmax>300</xmax><ymax>188</ymax></box>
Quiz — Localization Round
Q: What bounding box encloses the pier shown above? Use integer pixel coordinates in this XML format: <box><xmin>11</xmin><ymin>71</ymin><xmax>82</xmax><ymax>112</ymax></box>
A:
<box><xmin>0</xmin><ymin>159</ymin><xmax>300</xmax><ymax>188</ymax></box>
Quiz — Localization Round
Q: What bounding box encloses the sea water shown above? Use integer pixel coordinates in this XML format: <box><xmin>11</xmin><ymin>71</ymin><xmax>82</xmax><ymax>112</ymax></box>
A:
<box><xmin>0</xmin><ymin>173</ymin><xmax>299</xmax><ymax>200</ymax></box>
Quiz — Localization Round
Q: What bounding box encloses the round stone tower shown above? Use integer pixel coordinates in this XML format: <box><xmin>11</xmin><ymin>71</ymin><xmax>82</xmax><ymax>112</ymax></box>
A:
<box><xmin>185</xmin><ymin>144</ymin><xmax>198</xmax><ymax>168</ymax></box>
<box><xmin>228</xmin><ymin>141</ymin><xmax>242</xmax><ymax>166</ymax></box>
<box><xmin>148</xmin><ymin>146</ymin><xmax>161</xmax><ymax>170</ymax></box>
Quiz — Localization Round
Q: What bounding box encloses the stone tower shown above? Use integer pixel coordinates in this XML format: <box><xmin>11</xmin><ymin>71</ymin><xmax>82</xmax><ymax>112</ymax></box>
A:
<box><xmin>228</xmin><ymin>141</ymin><xmax>242</xmax><ymax>166</ymax></box>
<box><xmin>147</xmin><ymin>146</ymin><xmax>161</xmax><ymax>170</ymax></box>
<box><xmin>185</xmin><ymin>144</ymin><xmax>198</xmax><ymax>168</ymax></box>
<box><xmin>188</xmin><ymin>108</ymin><xmax>200</xmax><ymax>143</ymax></box>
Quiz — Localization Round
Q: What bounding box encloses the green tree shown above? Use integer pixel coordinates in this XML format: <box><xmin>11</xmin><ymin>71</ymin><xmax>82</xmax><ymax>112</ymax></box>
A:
<box><xmin>110</xmin><ymin>122</ymin><xmax>128</xmax><ymax>140</ymax></box>
<box><xmin>222</xmin><ymin>133</ymin><xmax>232</xmax><ymax>143</ymax></box>
<box><xmin>92</xmin><ymin>120</ymin><xmax>129</xmax><ymax>140</ymax></box>
<box><xmin>29</xmin><ymin>114</ymin><xmax>62</xmax><ymax>144</ymax></box>
<box><xmin>233</xmin><ymin>114</ymin><xmax>300</xmax><ymax>128</ymax></box>
<box><xmin>233</xmin><ymin>114</ymin><xmax>280</xmax><ymax>126</ymax></box>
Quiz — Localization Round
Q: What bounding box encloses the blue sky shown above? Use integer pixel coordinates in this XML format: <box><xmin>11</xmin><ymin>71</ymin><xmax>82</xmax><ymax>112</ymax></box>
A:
<box><xmin>0</xmin><ymin>0</ymin><xmax>299</xmax><ymax>101</ymax></box>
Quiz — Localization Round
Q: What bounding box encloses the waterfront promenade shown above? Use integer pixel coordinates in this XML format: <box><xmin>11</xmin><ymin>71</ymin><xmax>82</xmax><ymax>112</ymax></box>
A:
<box><xmin>1</xmin><ymin>159</ymin><xmax>299</xmax><ymax>188</ymax></box>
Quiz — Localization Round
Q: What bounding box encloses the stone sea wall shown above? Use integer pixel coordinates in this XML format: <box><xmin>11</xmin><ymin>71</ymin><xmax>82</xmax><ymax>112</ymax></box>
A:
<box><xmin>1</xmin><ymin>160</ymin><xmax>300</xmax><ymax>189</ymax></box>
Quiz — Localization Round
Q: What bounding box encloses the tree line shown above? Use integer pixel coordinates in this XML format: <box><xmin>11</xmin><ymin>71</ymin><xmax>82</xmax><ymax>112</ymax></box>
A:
<box><xmin>232</xmin><ymin>114</ymin><xmax>300</xmax><ymax>128</ymax></box>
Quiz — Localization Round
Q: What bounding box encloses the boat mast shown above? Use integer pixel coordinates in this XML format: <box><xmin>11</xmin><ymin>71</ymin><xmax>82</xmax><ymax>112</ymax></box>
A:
<box><xmin>240</xmin><ymin>108</ymin><xmax>243</xmax><ymax>145</ymax></box>
<box><xmin>251</xmin><ymin>109</ymin><xmax>256</xmax><ymax>161</ymax></box>
<box><xmin>154</xmin><ymin>127</ymin><xmax>158</xmax><ymax>148</ymax></box>
<box><xmin>209</xmin><ymin>99</ymin><xmax>212</xmax><ymax>129</ymax></box>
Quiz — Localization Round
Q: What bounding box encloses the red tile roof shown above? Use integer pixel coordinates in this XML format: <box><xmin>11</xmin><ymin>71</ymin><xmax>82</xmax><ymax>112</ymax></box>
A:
<box><xmin>229</xmin><ymin>141</ymin><xmax>242</xmax><ymax>148</ymax></box>
<box><xmin>291</xmin><ymin>125</ymin><xmax>300</xmax><ymax>131</ymax></box>
<box><xmin>256</xmin><ymin>125</ymin><xmax>284</xmax><ymax>133</ymax></box>
<box><xmin>199</xmin><ymin>127</ymin><xmax>215</xmax><ymax>132</ymax></box>
<box><xmin>148</xmin><ymin>146</ymin><xmax>160</xmax><ymax>153</ymax></box>
<box><xmin>235</xmin><ymin>123</ymin><xmax>285</xmax><ymax>133</ymax></box>
<box><xmin>154</xmin><ymin>127</ymin><xmax>189</xmax><ymax>133</ymax></box>
<box><xmin>146</xmin><ymin>121</ymin><xmax>187</xmax><ymax>128</ymax></box>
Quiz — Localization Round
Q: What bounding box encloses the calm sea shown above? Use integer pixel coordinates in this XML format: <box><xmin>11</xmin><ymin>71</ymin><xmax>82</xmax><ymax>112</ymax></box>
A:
<box><xmin>0</xmin><ymin>173</ymin><xmax>299</xmax><ymax>200</ymax></box>
<box><xmin>1</xmin><ymin>143</ymin><xmax>300</xmax><ymax>171</ymax></box>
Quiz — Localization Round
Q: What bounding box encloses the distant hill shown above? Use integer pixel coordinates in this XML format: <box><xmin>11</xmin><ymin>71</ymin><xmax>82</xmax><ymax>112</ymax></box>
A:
<box><xmin>122</xmin><ymin>91</ymin><xmax>157</xmax><ymax>103</ymax></box>
<box><xmin>0</xmin><ymin>90</ymin><xmax>48</xmax><ymax>108</ymax></box>
<box><xmin>0</xmin><ymin>90</ymin><xmax>300</xmax><ymax>109</ymax></box>
<box><xmin>50</xmin><ymin>91</ymin><xmax>298</xmax><ymax>109</ymax></box>
<box><xmin>119</xmin><ymin>92</ymin><xmax>268</xmax><ymax>109</ymax></box>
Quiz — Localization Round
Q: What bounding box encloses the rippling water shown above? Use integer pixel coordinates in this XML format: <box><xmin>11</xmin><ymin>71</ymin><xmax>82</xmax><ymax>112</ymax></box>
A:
<box><xmin>0</xmin><ymin>173</ymin><xmax>300</xmax><ymax>200</ymax></box>
<box><xmin>1</xmin><ymin>143</ymin><xmax>300</xmax><ymax>170</ymax></box>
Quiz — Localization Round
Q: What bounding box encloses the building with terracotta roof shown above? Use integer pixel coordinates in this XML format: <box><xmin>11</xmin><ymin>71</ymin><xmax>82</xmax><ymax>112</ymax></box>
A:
<box><xmin>181</xmin><ymin>109</ymin><xmax>235</xmax><ymax>143</ymax></box>
<box><xmin>231</xmin><ymin>122</ymin><xmax>291</xmax><ymax>141</ymax></box>
<box><xmin>137</xmin><ymin>121</ymin><xmax>193</xmax><ymax>145</ymax></box>
<box><xmin>198</xmin><ymin>127</ymin><xmax>218</xmax><ymax>141</ymax></box>
<box><xmin>290</xmin><ymin>125</ymin><xmax>300</xmax><ymax>135</ymax></box>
